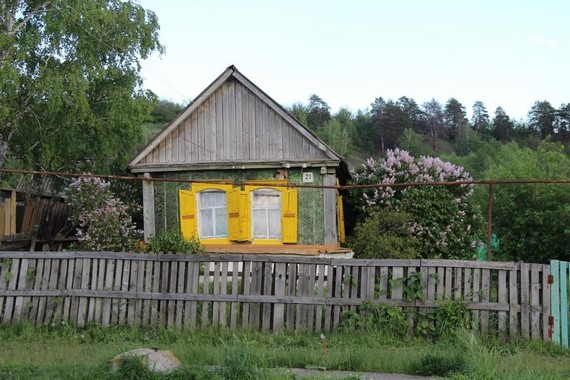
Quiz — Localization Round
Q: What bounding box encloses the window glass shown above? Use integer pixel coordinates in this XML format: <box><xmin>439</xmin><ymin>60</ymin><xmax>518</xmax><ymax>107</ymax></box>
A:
<box><xmin>198</xmin><ymin>190</ymin><xmax>228</xmax><ymax>238</ymax></box>
<box><xmin>251</xmin><ymin>189</ymin><xmax>281</xmax><ymax>239</ymax></box>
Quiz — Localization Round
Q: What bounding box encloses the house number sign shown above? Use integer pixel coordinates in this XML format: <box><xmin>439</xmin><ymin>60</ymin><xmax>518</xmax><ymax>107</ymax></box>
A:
<box><xmin>302</xmin><ymin>172</ymin><xmax>314</xmax><ymax>183</ymax></box>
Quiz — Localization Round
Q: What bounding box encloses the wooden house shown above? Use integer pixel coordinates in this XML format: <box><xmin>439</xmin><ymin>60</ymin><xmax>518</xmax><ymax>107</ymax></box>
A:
<box><xmin>128</xmin><ymin>66</ymin><xmax>350</xmax><ymax>255</ymax></box>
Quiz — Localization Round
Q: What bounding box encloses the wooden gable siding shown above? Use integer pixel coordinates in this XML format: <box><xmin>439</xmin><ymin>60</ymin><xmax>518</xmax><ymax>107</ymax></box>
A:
<box><xmin>141</xmin><ymin>78</ymin><xmax>329</xmax><ymax>166</ymax></box>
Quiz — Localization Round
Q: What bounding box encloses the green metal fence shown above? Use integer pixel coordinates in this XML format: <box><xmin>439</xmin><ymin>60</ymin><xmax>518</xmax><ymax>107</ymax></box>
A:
<box><xmin>550</xmin><ymin>260</ymin><xmax>569</xmax><ymax>347</ymax></box>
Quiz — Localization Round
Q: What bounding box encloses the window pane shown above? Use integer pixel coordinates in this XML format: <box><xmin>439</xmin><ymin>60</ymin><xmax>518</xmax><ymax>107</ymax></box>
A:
<box><xmin>199</xmin><ymin>209</ymin><xmax>214</xmax><ymax>237</ymax></box>
<box><xmin>215</xmin><ymin>208</ymin><xmax>228</xmax><ymax>236</ymax></box>
<box><xmin>253</xmin><ymin>190</ymin><xmax>280</xmax><ymax>207</ymax></box>
<box><xmin>268</xmin><ymin>209</ymin><xmax>281</xmax><ymax>238</ymax></box>
<box><xmin>252</xmin><ymin>209</ymin><xmax>267</xmax><ymax>238</ymax></box>
<box><xmin>201</xmin><ymin>191</ymin><xmax>226</xmax><ymax>207</ymax></box>
<box><xmin>198</xmin><ymin>190</ymin><xmax>227</xmax><ymax>238</ymax></box>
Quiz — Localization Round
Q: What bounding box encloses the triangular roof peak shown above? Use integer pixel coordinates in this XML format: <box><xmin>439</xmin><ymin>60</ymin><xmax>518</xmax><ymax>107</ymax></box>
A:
<box><xmin>128</xmin><ymin>65</ymin><xmax>341</xmax><ymax>172</ymax></box>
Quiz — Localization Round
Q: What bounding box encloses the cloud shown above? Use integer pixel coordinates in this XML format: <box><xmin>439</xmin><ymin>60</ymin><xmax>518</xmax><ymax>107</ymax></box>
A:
<box><xmin>529</xmin><ymin>35</ymin><xmax>559</xmax><ymax>48</ymax></box>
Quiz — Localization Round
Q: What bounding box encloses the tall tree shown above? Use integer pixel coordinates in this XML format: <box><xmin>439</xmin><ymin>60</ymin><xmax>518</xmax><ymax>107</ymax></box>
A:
<box><xmin>372</xmin><ymin>99</ymin><xmax>409</xmax><ymax>152</ymax></box>
<box><xmin>422</xmin><ymin>99</ymin><xmax>444</xmax><ymax>151</ymax></box>
<box><xmin>444</xmin><ymin>98</ymin><xmax>467</xmax><ymax>140</ymax></box>
<box><xmin>396</xmin><ymin>96</ymin><xmax>422</xmax><ymax>132</ymax></box>
<box><xmin>289</xmin><ymin>102</ymin><xmax>308</xmax><ymax>126</ymax></box>
<box><xmin>528</xmin><ymin>100</ymin><xmax>556</xmax><ymax>139</ymax></box>
<box><xmin>352</xmin><ymin>110</ymin><xmax>375</xmax><ymax>154</ymax></box>
<box><xmin>491</xmin><ymin>106</ymin><xmax>514</xmax><ymax>143</ymax></box>
<box><xmin>555</xmin><ymin>103</ymin><xmax>570</xmax><ymax>145</ymax></box>
<box><xmin>471</xmin><ymin>101</ymin><xmax>490</xmax><ymax>135</ymax></box>
<box><xmin>0</xmin><ymin>0</ymin><xmax>163</xmax><ymax>172</ymax></box>
<box><xmin>306</xmin><ymin>94</ymin><xmax>331</xmax><ymax>131</ymax></box>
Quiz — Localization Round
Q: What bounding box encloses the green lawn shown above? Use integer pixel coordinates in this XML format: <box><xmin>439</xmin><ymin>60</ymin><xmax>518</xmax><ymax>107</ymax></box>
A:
<box><xmin>0</xmin><ymin>323</ymin><xmax>569</xmax><ymax>379</ymax></box>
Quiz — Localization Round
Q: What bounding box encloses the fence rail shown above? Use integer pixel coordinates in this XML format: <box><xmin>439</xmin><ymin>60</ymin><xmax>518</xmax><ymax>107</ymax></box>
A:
<box><xmin>0</xmin><ymin>252</ymin><xmax>551</xmax><ymax>341</ymax></box>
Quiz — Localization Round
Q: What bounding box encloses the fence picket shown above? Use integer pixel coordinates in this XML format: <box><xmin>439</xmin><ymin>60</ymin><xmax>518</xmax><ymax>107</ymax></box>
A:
<box><xmin>498</xmin><ymin>270</ymin><xmax>507</xmax><ymax>340</ymax></box>
<box><xmin>509</xmin><ymin>266</ymin><xmax>519</xmax><ymax>339</ymax></box>
<box><xmin>273</xmin><ymin>262</ymin><xmax>286</xmax><ymax>332</ymax></box>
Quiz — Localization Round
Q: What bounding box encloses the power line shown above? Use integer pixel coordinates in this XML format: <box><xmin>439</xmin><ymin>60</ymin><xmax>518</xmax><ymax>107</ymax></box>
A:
<box><xmin>1</xmin><ymin>168</ymin><xmax>570</xmax><ymax>191</ymax></box>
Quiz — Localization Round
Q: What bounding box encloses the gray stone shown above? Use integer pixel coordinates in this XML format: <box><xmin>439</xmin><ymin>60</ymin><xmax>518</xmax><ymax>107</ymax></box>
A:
<box><xmin>109</xmin><ymin>348</ymin><xmax>182</xmax><ymax>374</ymax></box>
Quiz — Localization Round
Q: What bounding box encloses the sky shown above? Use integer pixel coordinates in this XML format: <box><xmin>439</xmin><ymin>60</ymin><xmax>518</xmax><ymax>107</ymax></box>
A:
<box><xmin>137</xmin><ymin>0</ymin><xmax>570</xmax><ymax>121</ymax></box>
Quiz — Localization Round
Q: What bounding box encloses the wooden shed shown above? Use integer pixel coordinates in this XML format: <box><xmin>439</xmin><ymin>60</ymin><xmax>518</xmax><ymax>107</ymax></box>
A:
<box><xmin>128</xmin><ymin>66</ymin><xmax>350</xmax><ymax>255</ymax></box>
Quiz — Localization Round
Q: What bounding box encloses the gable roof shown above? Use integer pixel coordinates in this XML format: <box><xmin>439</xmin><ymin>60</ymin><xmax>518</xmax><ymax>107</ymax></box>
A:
<box><xmin>128</xmin><ymin>65</ymin><xmax>342</xmax><ymax>173</ymax></box>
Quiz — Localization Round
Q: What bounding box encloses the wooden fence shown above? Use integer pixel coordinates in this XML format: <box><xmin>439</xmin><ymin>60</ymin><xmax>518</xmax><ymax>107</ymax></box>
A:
<box><xmin>0</xmin><ymin>252</ymin><xmax>551</xmax><ymax>341</ymax></box>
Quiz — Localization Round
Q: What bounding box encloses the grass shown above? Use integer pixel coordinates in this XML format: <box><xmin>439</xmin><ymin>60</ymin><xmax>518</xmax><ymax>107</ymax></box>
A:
<box><xmin>0</xmin><ymin>322</ymin><xmax>569</xmax><ymax>379</ymax></box>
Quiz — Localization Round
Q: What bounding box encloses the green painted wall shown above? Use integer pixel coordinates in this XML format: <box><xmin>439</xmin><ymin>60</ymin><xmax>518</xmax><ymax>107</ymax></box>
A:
<box><xmin>153</xmin><ymin>168</ymin><xmax>327</xmax><ymax>244</ymax></box>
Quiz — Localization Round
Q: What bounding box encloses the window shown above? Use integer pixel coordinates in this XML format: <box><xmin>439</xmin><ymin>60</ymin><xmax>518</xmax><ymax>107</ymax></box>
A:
<box><xmin>179</xmin><ymin>182</ymin><xmax>298</xmax><ymax>245</ymax></box>
<box><xmin>251</xmin><ymin>189</ymin><xmax>281</xmax><ymax>239</ymax></box>
<box><xmin>197</xmin><ymin>190</ymin><xmax>228</xmax><ymax>238</ymax></box>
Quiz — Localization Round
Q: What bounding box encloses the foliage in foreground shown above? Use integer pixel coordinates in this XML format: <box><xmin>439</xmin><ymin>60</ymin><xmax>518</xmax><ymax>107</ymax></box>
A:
<box><xmin>146</xmin><ymin>230</ymin><xmax>205</xmax><ymax>254</ymax></box>
<box><xmin>64</xmin><ymin>176</ymin><xmax>141</xmax><ymax>252</ymax></box>
<box><xmin>349</xmin><ymin>148</ymin><xmax>482</xmax><ymax>259</ymax></box>
<box><xmin>484</xmin><ymin>140</ymin><xmax>570</xmax><ymax>263</ymax></box>
<box><xmin>0</xmin><ymin>0</ymin><xmax>163</xmax><ymax>173</ymax></box>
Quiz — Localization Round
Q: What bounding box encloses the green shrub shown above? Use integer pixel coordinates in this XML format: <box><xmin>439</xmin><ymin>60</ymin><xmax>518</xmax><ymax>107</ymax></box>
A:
<box><xmin>411</xmin><ymin>351</ymin><xmax>467</xmax><ymax>377</ymax></box>
<box><xmin>146</xmin><ymin>230</ymin><xmax>204</xmax><ymax>254</ymax></box>
<box><xmin>349</xmin><ymin>210</ymin><xmax>418</xmax><ymax>259</ymax></box>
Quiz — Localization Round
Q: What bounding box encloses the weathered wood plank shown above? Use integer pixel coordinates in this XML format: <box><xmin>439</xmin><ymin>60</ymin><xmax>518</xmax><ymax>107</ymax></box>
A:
<box><xmin>12</xmin><ymin>258</ymin><xmax>29</xmax><ymax>323</ymax></box>
<box><xmin>530</xmin><ymin>264</ymin><xmax>541</xmax><ymax>340</ymax></box>
<box><xmin>230</xmin><ymin>261</ymin><xmax>240</xmax><ymax>329</ymax></box>
<box><xmin>20</xmin><ymin>258</ymin><xmax>37</xmax><ymax>321</ymax></box>
<box><xmin>509</xmin><ymin>266</ymin><xmax>519</xmax><ymax>338</ymax></box>
<box><xmin>118</xmin><ymin>260</ymin><xmax>131</xmax><ymax>325</ymax></box>
<box><xmin>201</xmin><ymin>261</ymin><xmax>211</xmax><ymax>327</ymax></box>
<box><xmin>175</xmin><ymin>261</ymin><xmax>186</xmax><ymax>329</ymax></box>
<box><xmin>261</xmin><ymin>263</ymin><xmax>273</xmax><ymax>331</ymax></box>
<box><xmin>498</xmin><ymin>270</ymin><xmax>507</xmax><ymax>340</ymax></box>
<box><xmin>242</xmin><ymin>260</ymin><xmax>252</xmax><ymax>328</ymax></box>
<box><xmin>36</xmin><ymin>259</ymin><xmax>52</xmax><ymax>325</ymax></box>
<box><xmin>306</xmin><ymin>263</ymin><xmax>317</xmax><ymax>331</ymax></box>
<box><xmin>77</xmin><ymin>258</ymin><xmax>91</xmax><ymax>327</ymax></box>
<box><xmin>150</xmin><ymin>261</ymin><xmax>160</xmax><ymax>325</ymax></box>
<box><xmin>212</xmin><ymin>261</ymin><xmax>221</xmax><ymax>328</ymax></box>
<box><xmin>2</xmin><ymin>258</ymin><xmax>20</xmax><ymax>324</ymax></box>
<box><xmin>273</xmin><ymin>262</ymin><xmax>286</xmax><ymax>332</ymax></box>
<box><xmin>480</xmin><ymin>269</ymin><xmax>490</xmax><ymax>336</ymax></box>
<box><xmin>43</xmin><ymin>259</ymin><xmax>60</xmax><ymax>325</ymax></box>
<box><xmin>86</xmin><ymin>258</ymin><xmax>98</xmax><ymax>323</ymax></box>
<box><xmin>102</xmin><ymin>259</ymin><xmax>115</xmax><ymax>327</ymax></box>
<box><xmin>249</xmin><ymin>260</ymin><xmax>262</xmax><ymax>329</ymax></box>
<box><xmin>296</xmin><ymin>264</ymin><xmax>309</xmax><ymax>331</ymax></box>
<box><xmin>55</xmin><ymin>258</ymin><xmax>69</xmax><ymax>323</ymax></box>
<box><xmin>391</xmin><ymin>267</ymin><xmax>403</xmax><ymax>301</ymax></box>
<box><xmin>520</xmin><ymin>262</ymin><xmax>530</xmax><ymax>339</ymax></box>
<box><xmin>134</xmin><ymin>260</ymin><xmax>145</xmax><ymax>326</ymax></box>
<box><xmin>167</xmin><ymin>261</ymin><xmax>177</xmax><ymax>328</ymax></box>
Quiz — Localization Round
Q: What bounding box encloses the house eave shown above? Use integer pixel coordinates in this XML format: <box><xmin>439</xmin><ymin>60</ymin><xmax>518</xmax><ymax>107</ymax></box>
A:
<box><xmin>129</xmin><ymin>160</ymin><xmax>341</xmax><ymax>174</ymax></box>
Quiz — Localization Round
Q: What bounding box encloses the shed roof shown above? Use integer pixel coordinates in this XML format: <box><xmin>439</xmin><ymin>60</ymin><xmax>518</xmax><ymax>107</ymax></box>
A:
<box><xmin>128</xmin><ymin>65</ymin><xmax>342</xmax><ymax>173</ymax></box>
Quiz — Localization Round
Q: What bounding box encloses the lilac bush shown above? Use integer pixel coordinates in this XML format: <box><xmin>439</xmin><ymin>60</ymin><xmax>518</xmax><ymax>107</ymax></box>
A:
<box><xmin>350</xmin><ymin>149</ymin><xmax>482</xmax><ymax>259</ymax></box>
<box><xmin>64</xmin><ymin>176</ymin><xmax>141</xmax><ymax>252</ymax></box>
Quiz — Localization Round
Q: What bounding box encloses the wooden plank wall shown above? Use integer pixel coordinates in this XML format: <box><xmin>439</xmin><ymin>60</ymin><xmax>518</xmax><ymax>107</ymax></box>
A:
<box><xmin>0</xmin><ymin>252</ymin><xmax>551</xmax><ymax>342</ymax></box>
<box><xmin>141</xmin><ymin>78</ymin><xmax>330</xmax><ymax>165</ymax></box>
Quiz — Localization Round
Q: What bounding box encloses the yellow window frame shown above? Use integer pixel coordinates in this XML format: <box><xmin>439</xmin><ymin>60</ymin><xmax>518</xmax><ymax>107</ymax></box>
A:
<box><xmin>180</xmin><ymin>181</ymin><xmax>297</xmax><ymax>246</ymax></box>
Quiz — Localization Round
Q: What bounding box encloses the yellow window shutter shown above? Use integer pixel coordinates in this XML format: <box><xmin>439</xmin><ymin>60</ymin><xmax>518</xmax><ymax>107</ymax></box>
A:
<box><xmin>228</xmin><ymin>187</ymin><xmax>251</xmax><ymax>242</ymax></box>
<box><xmin>337</xmin><ymin>193</ymin><xmax>346</xmax><ymax>244</ymax></box>
<box><xmin>179</xmin><ymin>189</ymin><xmax>198</xmax><ymax>240</ymax></box>
<box><xmin>282</xmin><ymin>187</ymin><xmax>298</xmax><ymax>243</ymax></box>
